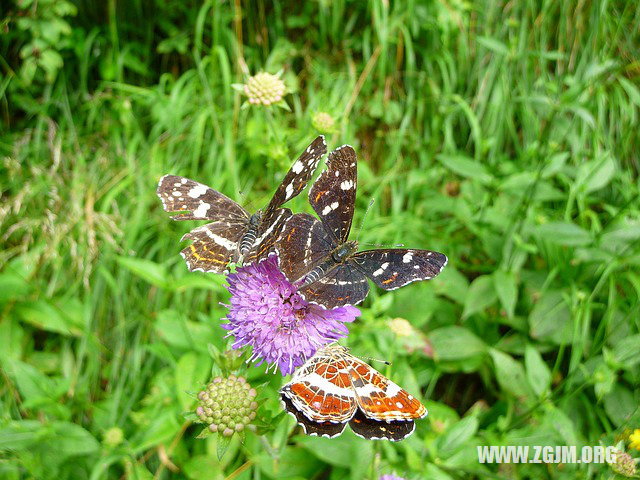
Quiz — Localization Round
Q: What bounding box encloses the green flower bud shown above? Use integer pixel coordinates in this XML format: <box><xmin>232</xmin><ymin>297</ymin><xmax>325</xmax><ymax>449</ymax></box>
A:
<box><xmin>195</xmin><ymin>376</ymin><xmax>259</xmax><ymax>438</ymax></box>
<box><xmin>312</xmin><ymin>112</ymin><xmax>336</xmax><ymax>133</ymax></box>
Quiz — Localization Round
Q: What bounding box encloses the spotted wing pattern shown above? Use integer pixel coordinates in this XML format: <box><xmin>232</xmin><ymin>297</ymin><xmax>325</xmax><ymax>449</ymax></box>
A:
<box><xmin>179</xmin><ymin>222</ymin><xmax>247</xmax><ymax>273</ymax></box>
<box><xmin>299</xmin><ymin>263</ymin><xmax>370</xmax><ymax>309</ymax></box>
<box><xmin>157</xmin><ymin>175</ymin><xmax>250</xmax><ymax>273</ymax></box>
<box><xmin>157</xmin><ymin>137</ymin><xmax>326</xmax><ymax>271</ymax></box>
<box><xmin>351</xmin><ymin>249</ymin><xmax>448</xmax><ymax>290</ymax></box>
<box><xmin>157</xmin><ymin>175</ymin><xmax>249</xmax><ymax>221</ymax></box>
<box><xmin>264</xmin><ymin>136</ymin><xmax>327</xmax><ymax>221</ymax></box>
<box><xmin>280</xmin><ymin>344</ymin><xmax>426</xmax><ymax>441</ymax></box>
<box><xmin>276</xmin><ymin>213</ymin><xmax>335</xmax><ymax>283</ymax></box>
<box><xmin>308</xmin><ymin>145</ymin><xmax>357</xmax><ymax>243</ymax></box>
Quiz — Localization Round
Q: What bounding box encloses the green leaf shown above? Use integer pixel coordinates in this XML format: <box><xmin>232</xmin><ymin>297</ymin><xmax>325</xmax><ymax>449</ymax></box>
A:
<box><xmin>524</xmin><ymin>344</ymin><xmax>551</xmax><ymax>396</ymax></box>
<box><xmin>603</xmin><ymin>385</ymin><xmax>636</xmax><ymax>427</ymax></box>
<box><xmin>116</xmin><ymin>256</ymin><xmax>170</xmax><ymax>289</ymax></box>
<box><xmin>611</xmin><ymin>334</ymin><xmax>640</xmax><ymax>368</ymax></box>
<box><xmin>436</xmin><ymin>154</ymin><xmax>492</xmax><ymax>184</ymax></box>
<box><xmin>175</xmin><ymin>352</ymin><xmax>210</xmax><ymax>410</ymax></box>
<box><xmin>154</xmin><ymin>310</ymin><xmax>218</xmax><ymax>353</ymax></box>
<box><xmin>217</xmin><ymin>434</ymin><xmax>232</xmax><ymax>461</ymax></box>
<box><xmin>15</xmin><ymin>300</ymin><xmax>80</xmax><ymax>336</ymax></box>
<box><xmin>576</xmin><ymin>155</ymin><xmax>616</xmax><ymax>193</ymax></box>
<box><xmin>51</xmin><ymin>422</ymin><xmax>99</xmax><ymax>457</ymax></box>
<box><xmin>529</xmin><ymin>290</ymin><xmax>571</xmax><ymax>344</ymax></box>
<box><xmin>429</xmin><ymin>326</ymin><xmax>487</xmax><ymax>361</ymax></box>
<box><xmin>435</xmin><ymin>416</ymin><xmax>479</xmax><ymax>459</ymax></box>
<box><xmin>489</xmin><ymin>349</ymin><xmax>533</xmax><ymax>399</ymax></box>
<box><xmin>534</xmin><ymin>222</ymin><xmax>592</xmax><ymax>247</ymax></box>
<box><xmin>493</xmin><ymin>270</ymin><xmax>517</xmax><ymax>319</ymax></box>
<box><xmin>462</xmin><ymin>275</ymin><xmax>498</xmax><ymax>318</ymax></box>
<box><xmin>477</xmin><ymin>36</ymin><xmax>509</xmax><ymax>55</ymax></box>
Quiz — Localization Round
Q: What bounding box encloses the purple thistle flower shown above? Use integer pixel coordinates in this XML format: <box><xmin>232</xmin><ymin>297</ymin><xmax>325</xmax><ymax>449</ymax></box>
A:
<box><xmin>221</xmin><ymin>255</ymin><xmax>360</xmax><ymax>376</ymax></box>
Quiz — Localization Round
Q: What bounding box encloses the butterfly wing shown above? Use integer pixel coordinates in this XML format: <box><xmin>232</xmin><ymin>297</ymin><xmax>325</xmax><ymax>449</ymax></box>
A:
<box><xmin>280</xmin><ymin>395</ymin><xmax>347</xmax><ymax>438</ymax></box>
<box><xmin>308</xmin><ymin>145</ymin><xmax>357</xmax><ymax>244</ymax></box>
<box><xmin>299</xmin><ymin>262</ymin><xmax>369</xmax><ymax>308</ymax></box>
<box><xmin>243</xmin><ymin>208</ymin><xmax>292</xmax><ymax>266</ymax></box>
<box><xmin>350</xmin><ymin>249</ymin><xmax>448</xmax><ymax>290</ymax></box>
<box><xmin>157</xmin><ymin>175</ymin><xmax>249</xmax><ymax>221</ymax></box>
<box><xmin>348</xmin><ymin>410</ymin><xmax>417</xmax><ymax>441</ymax></box>
<box><xmin>276</xmin><ymin>213</ymin><xmax>335</xmax><ymax>284</ymax></box>
<box><xmin>345</xmin><ymin>354</ymin><xmax>427</xmax><ymax>422</ymax></box>
<box><xmin>263</xmin><ymin>135</ymin><xmax>327</xmax><ymax>220</ymax></box>
<box><xmin>179</xmin><ymin>222</ymin><xmax>247</xmax><ymax>273</ymax></box>
<box><xmin>280</xmin><ymin>348</ymin><xmax>357</xmax><ymax>424</ymax></box>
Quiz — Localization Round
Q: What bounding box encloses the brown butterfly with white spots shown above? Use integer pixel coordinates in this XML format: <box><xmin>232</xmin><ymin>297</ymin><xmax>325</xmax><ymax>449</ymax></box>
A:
<box><xmin>280</xmin><ymin>343</ymin><xmax>427</xmax><ymax>441</ymax></box>
<box><xmin>276</xmin><ymin>144</ymin><xmax>447</xmax><ymax>308</ymax></box>
<box><xmin>157</xmin><ymin>136</ymin><xmax>326</xmax><ymax>273</ymax></box>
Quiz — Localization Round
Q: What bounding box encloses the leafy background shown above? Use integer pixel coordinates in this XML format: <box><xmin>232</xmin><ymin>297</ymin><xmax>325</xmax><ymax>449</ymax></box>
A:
<box><xmin>1</xmin><ymin>0</ymin><xmax>639</xmax><ymax>479</ymax></box>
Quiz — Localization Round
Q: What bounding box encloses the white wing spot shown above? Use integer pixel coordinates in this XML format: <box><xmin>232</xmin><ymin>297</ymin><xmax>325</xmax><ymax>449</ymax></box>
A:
<box><xmin>334</xmin><ymin>170</ymin><xmax>340</xmax><ymax>177</ymax></box>
<box><xmin>321</xmin><ymin>201</ymin><xmax>339</xmax><ymax>216</ymax></box>
<box><xmin>181</xmin><ymin>178</ymin><xmax>188</xmax><ymax>184</ymax></box>
<box><xmin>187</xmin><ymin>184</ymin><xmax>208</xmax><ymax>198</ymax></box>
<box><xmin>340</xmin><ymin>180</ymin><xmax>353</xmax><ymax>190</ymax></box>
<box><xmin>192</xmin><ymin>202</ymin><xmax>210</xmax><ymax>217</ymax></box>
<box><xmin>402</xmin><ymin>252</ymin><xmax>413</xmax><ymax>263</ymax></box>
<box><xmin>173</xmin><ymin>182</ymin><xmax>182</xmax><ymax>187</ymax></box>
<box><xmin>407</xmin><ymin>395</ymin><xmax>413</xmax><ymax>400</ymax></box>
<box><xmin>396</xmin><ymin>401</ymin><xmax>404</xmax><ymax>409</ymax></box>
<box><xmin>414</xmin><ymin>265</ymin><xmax>420</xmax><ymax>269</ymax></box>
<box><xmin>292</xmin><ymin>161</ymin><xmax>304</xmax><ymax>174</ymax></box>
<box><xmin>172</xmin><ymin>190</ymin><xmax>182</xmax><ymax>197</ymax></box>
<box><xmin>372</xmin><ymin>262</ymin><xmax>389</xmax><ymax>277</ymax></box>
<box><xmin>285</xmin><ymin>182</ymin><xmax>294</xmax><ymax>200</ymax></box>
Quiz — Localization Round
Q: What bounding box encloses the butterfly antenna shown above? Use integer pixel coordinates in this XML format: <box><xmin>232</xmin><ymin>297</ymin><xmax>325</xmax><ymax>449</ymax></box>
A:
<box><xmin>360</xmin><ymin>241</ymin><xmax>405</xmax><ymax>248</ymax></box>
<box><xmin>355</xmin><ymin>198</ymin><xmax>375</xmax><ymax>243</ymax></box>
<box><xmin>360</xmin><ymin>354</ymin><xmax>391</xmax><ymax>366</ymax></box>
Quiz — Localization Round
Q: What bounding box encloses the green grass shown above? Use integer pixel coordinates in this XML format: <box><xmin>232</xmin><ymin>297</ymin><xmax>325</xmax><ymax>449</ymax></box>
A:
<box><xmin>1</xmin><ymin>0</ymin><xmax>640</xmax><ymax>479</ymax></box>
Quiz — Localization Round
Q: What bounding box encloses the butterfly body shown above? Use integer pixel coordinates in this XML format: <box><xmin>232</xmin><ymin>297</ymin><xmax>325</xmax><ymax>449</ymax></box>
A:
<box><xmin>280</xmin><ymin>343</ymin><xmax>426</xmax><ymax>441</ymax></box>
<box><xmin>277</xmin><ymin>145</ymin><xmax>447</xmax><ymax>308</ymax></box>
<box><xmin>157</xmin><ymin>136</ymin><xmax>327</xmax><ymax>273</ymax></box>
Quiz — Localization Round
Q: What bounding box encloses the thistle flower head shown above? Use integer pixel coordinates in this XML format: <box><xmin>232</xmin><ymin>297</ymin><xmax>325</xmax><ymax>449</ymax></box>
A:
<box><xmin>195</xmin><ymin>375</ymin><xmax>258</xmax><ymax>436</ymax></box>
<box><xmin>243</xmin><ymin>72</ymin><xmax>286</xmax><ymax>106</ymax></box>
<box><xmin>222</xmin><ymin>255</ymin><xmax>360</xmax><ymax>376</ymax></box>
<box><xmin>312</xmin><ymin>111</ymin><xmax>336</xmax><ymax>133</ymax></box>
<box><xmin>610</xmin><ymin>449</ymin><xmax>637</xmax><ymax>477</ymax></box>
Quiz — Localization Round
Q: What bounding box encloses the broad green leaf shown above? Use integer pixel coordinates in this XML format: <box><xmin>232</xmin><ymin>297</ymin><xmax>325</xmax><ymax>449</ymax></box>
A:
<box><xmin>0</xmin><ymin>421</ymin><xmax>43</xmax><ymax>451</ymax></box>
<box><xmin>489</xmin><ymin>349</ymin><xmax>534</xmax><ymax>399</ymax></box>
<box><xmin>154</xmin><ymin>310</ymin><xmax>218</xmax><ymax>353</ymax></box>
<box><xmin>529</xmin><ymin>290</ymin><xmax>571</xmax><ymax>344</ymax></box>
<box><xmin>435</xmin><ymin>416</ymin><xmax>479</xmax><ymax>459</ymax></box>
<box><xmin>175</xmin><ymin>352</ymin><xmax>210</xmax><ymax>410</ymax></box>
<box><xmin>524</xmin><ymin>344</ymin><xmax>551</xmax><ymax>396</ymax></box>
<box><xmin>534</xmin><ymin>221</ymin><xmax>592</xmax><ymax>247</ymax></box>
<box><xmin>116</xmin><ymin>256</ymin><xmax>169</xmax><ymax>289</ymax></box>
<box><xmin>576</xmin><ymin>155</ymin><xmax>616</xmax><ymax>193</ymax></box>
<box><xmin>15</xmin><ymin>300</ymin><xmax>80</xmax><ymax>336</ymax></box>
<box><xmin>429</xmin><ymin>326</ymin><xmax>487</xmax><ymax>361</ymax></box>
<box><xmin>436</xmin><ymin>154</ymin><xmax>492</xmax><ymax>184</ymax></box>
<box><xmin>462</xmin><ymin>275</ymin><xmax>498</xmax><ymax>318</ymax></box>
<box><xmin>612</xmin><ymin>334</ymin><xmax>640</xmax><ymax>368</ymax></box>
<box><xmin>493</xmin><ymin>270</ymin><xmax>517</xmax><ymax>319</ymax></box>
<box><xmin>51</xmin><ymin>422</ymin><xmax>99</xmax><ymax>458</ymax></box>
<box><xmin>131</xmin><ymin>411</ymin><xmax>181</xmax><ymax>454</ymax></box>
<box><xmin>604</xmin><ymin>384</ymin><xmax>636</xmax><ymax>427</ymax></box>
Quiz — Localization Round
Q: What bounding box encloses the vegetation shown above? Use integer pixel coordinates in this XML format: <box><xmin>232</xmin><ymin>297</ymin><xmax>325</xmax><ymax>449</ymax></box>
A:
<box><xmin>1</xmin><ymin>0</ymin><xmax>639</xmax><ymax>478</ymax></box>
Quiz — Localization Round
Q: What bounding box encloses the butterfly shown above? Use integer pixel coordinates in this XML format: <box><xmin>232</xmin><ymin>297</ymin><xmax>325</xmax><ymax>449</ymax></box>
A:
<box><xmin>156</xmin><ymin>136</ymin><xmax>327</xmax><ymax>273</ymax></box>
<box><xmin>276</xmin><ymin>144</ymin><xmax>447</xmax><ymax>308</ymax></box>
<box><xmin>280</xmin><ymin>343</ymin><xmax>427</xmax><ymax>441</ymax></box>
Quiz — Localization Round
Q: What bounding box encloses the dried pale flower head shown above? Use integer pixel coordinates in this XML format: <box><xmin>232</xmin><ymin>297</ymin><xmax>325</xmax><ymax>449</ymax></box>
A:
<box><xmin>242</xmin><ymin>72</ymin><xmax>286</xmax><ymax>106</ymax></box>
<box><xmin>388</xmin><ymin>317</ymin><xmax>414</xmax><ymax>337</ymax></box>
